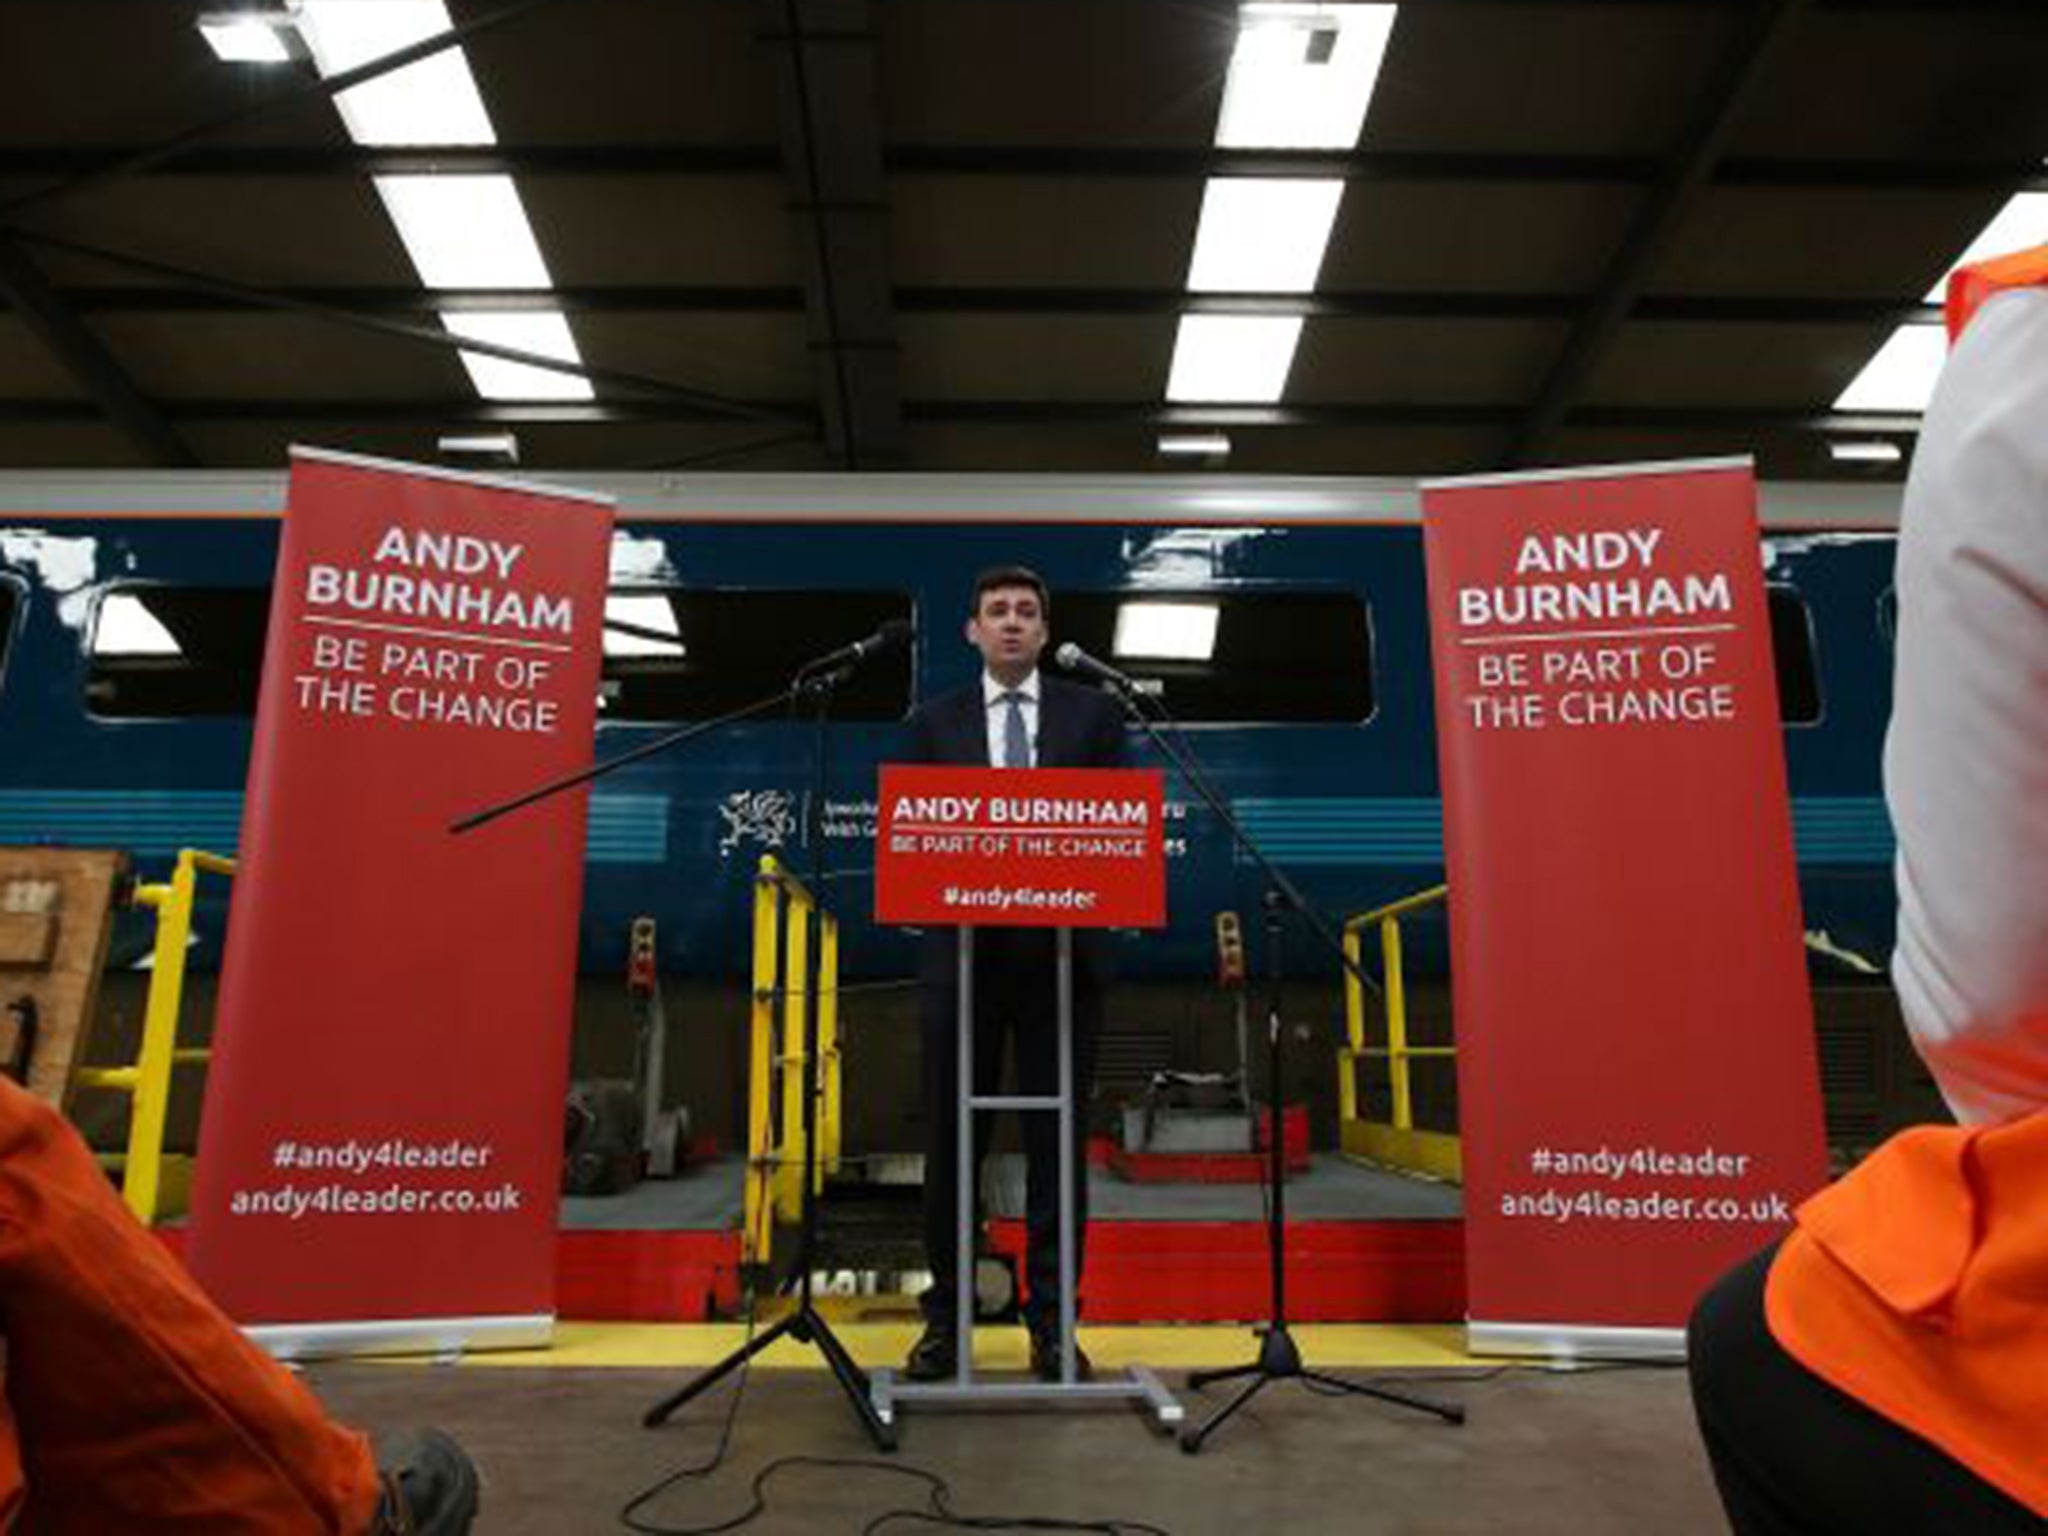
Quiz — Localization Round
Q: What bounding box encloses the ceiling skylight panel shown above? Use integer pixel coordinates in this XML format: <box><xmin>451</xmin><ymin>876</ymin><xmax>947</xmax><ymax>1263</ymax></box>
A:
<box><xmin>296</xmin><ymin>0</ymin><xmax>494</xmax><ymax>146</ymax></box>
<box><xmin>1923</xmin><ymin>191</ymin><xmax>2048</xmax><ymax>302</ymax></box>
<box><xmin>603</xmin><ymin>596</ymin><xmax>685</xmax><ymax>658</ymax></box>
<box><xmin>198</xmin><ymin>14</ymin><xmax>294</xmax><ymax>63</ymax></box>
<box><xmin>443</xmin><ymin>312</ymin><xmax>595</xmax><ymax>402</ymax></box>
<box><xmin>1833</xmin><ymin>325</ymin><xmax>1947</xmax><ymax>413</ymax></box>
<box><xmin>93</xmin><ymin>595</ymin><xmax>180</xmax><ymax>656</ymax></box>
<box><xmin>1187</xmin><ymin>179</ymin><xmax>1345</xmax><ymax>293</ymax></box>
<box><xmin>1115</xmin><ymin>602</ymin><xmax>1221</xmax><ymax>661</ymax></box>
<box><xmin>374</xmin><ymin>176</ymin><xmax>554</xmax><ymax>289</ymax></box>
<box><xmin>1217</xmin><ymin>3</ymin><xmax>1398</xmax><ymax>151</ymax></box>
<box><xmin>1167</xmin><ymin>315</ymin><xmax>1304</xmax><ymax>403</ymax></box>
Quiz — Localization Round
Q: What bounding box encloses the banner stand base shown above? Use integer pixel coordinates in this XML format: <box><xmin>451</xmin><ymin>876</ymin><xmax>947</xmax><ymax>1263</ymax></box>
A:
<box><xmin>249</xmin><ymin>1312</ymin><xmax>553</xmax><ymax>1363</ymax></box>
<box><xmin>1466</xmin><ymin>1321</ymin><xmax>1687</xmax><ymax>1363</ymax></box>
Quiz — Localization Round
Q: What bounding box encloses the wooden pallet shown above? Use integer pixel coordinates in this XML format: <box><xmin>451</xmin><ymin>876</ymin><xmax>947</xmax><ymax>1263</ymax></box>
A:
<box><xmin>0</xmin><ymin>848</ymin><xmax>129</xmax><ymax>1105</ymax></box>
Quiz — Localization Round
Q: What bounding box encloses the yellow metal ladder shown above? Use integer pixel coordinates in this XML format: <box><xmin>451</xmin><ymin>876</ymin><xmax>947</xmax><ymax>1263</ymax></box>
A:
<box><xmin>72</xmin><ymin>848</ymin><xmax>233</xmax><ymax>1223</ymax></box>
<box><xmin>742</xmin><ymin>854</ymin><xmax>843</xmax><ymax>1266</ymax></box>
<box><xmin>1337</xmin><ymin>883</ymin><xmax>1463</xmax><ymax>1183</ymax></box>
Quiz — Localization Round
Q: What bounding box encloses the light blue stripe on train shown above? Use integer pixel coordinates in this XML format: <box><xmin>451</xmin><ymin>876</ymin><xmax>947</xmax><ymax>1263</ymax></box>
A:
<box><xmin>0</xmin><ymin>789</ymin><xmax>1888</xmax><ymax>869</ymax></box>
<box><xmin>0</xmin><ymin>790</ymin><xmax>671</xmax><ymax>864</ymax></box>
<box><xmin>1229</xmin><ymin>796</ymin><xmax>1892</xmax><ymax>866</ymax></box>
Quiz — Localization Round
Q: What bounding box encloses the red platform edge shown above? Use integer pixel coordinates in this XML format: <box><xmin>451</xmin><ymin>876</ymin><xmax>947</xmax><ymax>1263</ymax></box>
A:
<box><xmin>1095</xmin><ymin>1105</ymin><xmax>1313</xmax><ymax>1183</ymax></box>
<box><xmin>989</xmin><ymin>1216</ymin><xmax>1465</xmax><ymax>1324</ymax></box>
<box><xmin>164</xmin><ymin>1220</ymin><xmax>1460</xmax><ymax>1324</ymax></box>
<box><xmin>155</xmin><ymin>1225</ymin><xmax>744</xmax><ymax>1324</ymax></box>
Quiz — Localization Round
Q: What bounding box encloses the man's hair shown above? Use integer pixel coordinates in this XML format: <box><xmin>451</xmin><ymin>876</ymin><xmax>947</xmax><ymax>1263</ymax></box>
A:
<box><xmin>971</xmin><ymin>565</ymin><xmax>1049</xmax><ymax>617</ymax></box>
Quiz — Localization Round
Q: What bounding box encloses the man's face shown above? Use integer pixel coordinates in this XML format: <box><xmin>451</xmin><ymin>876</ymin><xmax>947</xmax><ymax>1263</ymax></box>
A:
<box><xmin>967</xmin><ymin>584</ymin><xmax>1048</xmax><ymax>679</ymax></box>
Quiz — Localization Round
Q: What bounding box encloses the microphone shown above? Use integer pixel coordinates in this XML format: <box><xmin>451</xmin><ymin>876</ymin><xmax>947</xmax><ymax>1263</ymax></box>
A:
<box><xmin>799</xmin><ymin>618</ymin><xmax>913</xmax><ymax>675</ymax></box>
<box><xmin>1054</xmin><ymin>641</ymin><xmax>1143</xmax><ymax>692</ymax></box>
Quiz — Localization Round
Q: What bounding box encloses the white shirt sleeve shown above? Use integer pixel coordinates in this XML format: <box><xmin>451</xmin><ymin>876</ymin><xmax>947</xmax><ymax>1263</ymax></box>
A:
<box><xmin>1884</xmin><ymin>285</ymin><xmax>2048</xmax><ymax>1125</ymax></box>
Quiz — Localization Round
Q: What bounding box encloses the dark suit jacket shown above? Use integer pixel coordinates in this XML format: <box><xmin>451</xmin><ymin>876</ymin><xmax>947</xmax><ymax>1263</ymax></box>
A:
<box><xmin>898</xmin><ymin>673</ymin><xmax>1130</xmax><ymax>991</ymax></box>
<box><xmin>902</xmin><ymin>673</ymin><xmax>1128</xmax><ymax>776</ymax></box>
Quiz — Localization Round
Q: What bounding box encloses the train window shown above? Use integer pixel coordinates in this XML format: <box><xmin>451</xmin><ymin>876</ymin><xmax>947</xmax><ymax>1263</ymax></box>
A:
<box><xmin>1047</xmin><ymin>589</ymin><xmax>1374</xmax><ymax>723</ymax></box>
<box><xmin>1767</xmin><ymin>585</ymin><xmax>1822</xmax><ymax>726</ymax></box>
<box><xmin>600</xmin><ymin>589</ymin><xmax>913</xmax><ymax>722</ymax></box>
<box><xmin>87</xmin><ymin>587</ymin><xmax>270</xmax><ymax>718</ymax></box>
<box><xmin>1877</xmin><ymin>587</ymin><xmax>1897</xmax><ymax>647</ymax></box>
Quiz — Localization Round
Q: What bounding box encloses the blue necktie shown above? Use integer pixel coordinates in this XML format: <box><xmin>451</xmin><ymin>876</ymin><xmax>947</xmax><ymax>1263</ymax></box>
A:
<box><xmin>1001</xmin><ymin>691</ymin><xmax>1030</xmax><ymax>768</ymax></box>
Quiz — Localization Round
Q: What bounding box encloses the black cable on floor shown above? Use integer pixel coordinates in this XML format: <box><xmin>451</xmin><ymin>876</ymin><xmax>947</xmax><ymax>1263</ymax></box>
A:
<box><xmin>623</xmin><ymin>1448</ymin><xmax>1173</xmax><ymax>1536</ymax></box>
<box><xmin>619</xmin><ymin>1283</ymin><xmax>1173</xmax><ymax>1536</ymax></box>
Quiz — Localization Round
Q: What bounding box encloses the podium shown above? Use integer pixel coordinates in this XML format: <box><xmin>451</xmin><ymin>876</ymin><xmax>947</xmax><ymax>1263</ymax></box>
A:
<box><xmin>869</xmin><ymin>765</ymin><xmax>1182</xmax><ymax>1434</ymax></box>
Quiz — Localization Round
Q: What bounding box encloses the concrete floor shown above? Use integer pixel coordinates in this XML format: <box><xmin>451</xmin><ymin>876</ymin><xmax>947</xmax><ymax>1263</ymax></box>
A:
<box><xmin>308</xmin><ymin>1353</ymin><xmax>1728</xmax><ymax>1535</ymax></box>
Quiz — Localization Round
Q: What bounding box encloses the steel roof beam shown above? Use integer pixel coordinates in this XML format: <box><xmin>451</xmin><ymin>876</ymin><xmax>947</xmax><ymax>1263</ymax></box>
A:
<box><xmin>0</xmin><ymin>0</ymin><xmax>568</xmax><ymax>225</ymax></box>
<box><xmin>48</xmin><ymin>283</ymin><xmax>1944</xmax><ymax>328</ymax></box>
<box><xmin>0</xmin><ymin>235</ymin><xmax>196</xmax><ymax>465</ymax></box>
<box><xmin>1502</xmin><ymin>0</ymin><xmax>1815</xmax><ymax>469</ymax></box>
<box><xmin>0</xmin><ymin>398</ymin><xmax>1922</xmax><ymax>437</ymax></box>
<box><xmin>10</xmin><ymin>228</ymin><xmax>810</xmax><ymax>426</ymax></box>
<box><xmin>762</xmin><ymin>0</ymin><xmax>904</xmax><ymax>468</ymax></box>
<box><xmin>3</xmin><ymin>145</ymin><xmax>2038</xmax><ymax>193</ymax></box>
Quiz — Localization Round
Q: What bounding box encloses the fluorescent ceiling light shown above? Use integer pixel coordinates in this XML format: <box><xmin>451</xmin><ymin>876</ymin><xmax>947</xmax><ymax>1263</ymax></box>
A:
<box><xmin>1167</xmin><ymin>314</ymin><xmax>1304</xmax><ymax>403</ymax></box>
<box><xmin>1157</xmin><ymin>433</ymin><xmax>1233</xmax><ymax>459</ymax></box>
<box><xmin>1217</xmin><ymin>3</ymin><xmax>1399</xmax><ymax>150</ymax></box>
<box><xmin>1827</xmin><ymin>441</ymin><xmax>1903</xmax><ymax>466</ymax></box>
<box><xmin>297</xmin><ymin>0</ymin><xmax>494</xmax><ymax>145</ymax></box>
<box><xmin>198</xmin><ymin>14</ymin><xmax>294</xmax><ymax>63</ymax></box>
<box><xmin>1115</xmin><ymin>601</ymin><xmax>1221</xmax><ymax>661</ymax></box>
<box><xmin>1924</xmin><ymin>192</ymin><xmax>2048</xmax><ymax>302</ymax></box>
<box><xmin>437</xmin><ymin>432</ymin><xmax>520</xmax><ymax>463</ymax></box>
<box><xmin>604</xmin><ymin>596</ymin><xmax>685</xmax><ymax>658</ymax></box>
<box><xmin>443</xmin><ymin>311</ymin><xmax>593</xmax><ymax>401</ymax></box>
<box><xmin>94</xmin><ymin>594</ymin><xmax>180</xmax><ymax>656</ymax></box>
<box><xmin>1187</xmin><ymin>178</ymin><xmax>1344</xmax><ymax>293</ymax></box>
<box><xmin>374</xmin><ymin>176</ymin><xmax>552</xmax><ymax>289</ymax></box>
<box><xmin>1834</xmin><ymin>324</ymin><xmax>1946</xmax><ymax>413</ymax></box>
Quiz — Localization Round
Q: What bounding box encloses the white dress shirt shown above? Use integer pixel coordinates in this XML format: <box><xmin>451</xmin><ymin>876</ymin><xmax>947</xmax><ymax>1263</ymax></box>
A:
<box><xmin>981</xmin><ymin>669</ymin><xmax>1040</xmax><ymax>767</ymax></box>
<box><xmin>1885</xmin><ymin>283</ymin><xmax>2048</xmax><ymax>1126</ymax></box>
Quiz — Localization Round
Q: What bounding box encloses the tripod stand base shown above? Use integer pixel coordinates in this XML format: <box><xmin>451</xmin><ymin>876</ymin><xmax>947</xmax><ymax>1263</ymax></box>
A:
<box><xmin>1178</xmin><ymin>1323</ymin><xmax>1464</xmax><ymax>1454</ymax></box>
<box><xmin>642</xmin><ymin>1303</ymin><xmax>897</xmax><ymax>1452</ymax></box>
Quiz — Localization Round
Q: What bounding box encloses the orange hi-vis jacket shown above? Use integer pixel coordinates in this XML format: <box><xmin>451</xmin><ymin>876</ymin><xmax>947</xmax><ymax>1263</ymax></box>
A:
<box><xmin>1767</xmin><ymin>243</ymin><xmax>2048</xmax><ymax>1519</ymax></box>
<box><xmin>1945</xmin><ymin>242</ymin><xmax>2048</xmax><ymax>340</ymax></box>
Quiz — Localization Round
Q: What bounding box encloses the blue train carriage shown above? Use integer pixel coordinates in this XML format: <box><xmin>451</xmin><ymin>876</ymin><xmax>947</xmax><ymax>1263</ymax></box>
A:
<box><xmin>0</xmin><ymin>471</ymin><xmax>1917</xmax><ymax>1157</ymax></box>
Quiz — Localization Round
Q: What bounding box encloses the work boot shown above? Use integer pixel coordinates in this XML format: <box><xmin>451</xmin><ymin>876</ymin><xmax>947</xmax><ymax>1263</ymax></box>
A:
<box><xmin>367</xmin><ymin>1428</ymin><xmax>480</xmax><ymax>1535</ymax></box>
<box><xmin>1029</xmin><ymin>1322</ymin><xmax>1093</xmax><ymax>1383</ymax></box>
<box><xmin>903</xmin><ymin>1322</ymin><xmax>958</xmax><ymax>1381</ymax></box>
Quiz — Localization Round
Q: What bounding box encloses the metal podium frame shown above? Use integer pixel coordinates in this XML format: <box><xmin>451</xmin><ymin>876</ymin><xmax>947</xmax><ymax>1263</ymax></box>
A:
<box><xmin>870</xmin><ymin>927</ymin><xmax>1182</xmax><ymax>1433</ymax></box>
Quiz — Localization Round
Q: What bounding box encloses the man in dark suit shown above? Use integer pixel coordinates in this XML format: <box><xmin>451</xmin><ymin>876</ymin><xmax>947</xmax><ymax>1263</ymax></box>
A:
<box><xmin>899</xmin><ymin>566</ymin><xmax>1128</xmax><ymax>1382</ymax></box>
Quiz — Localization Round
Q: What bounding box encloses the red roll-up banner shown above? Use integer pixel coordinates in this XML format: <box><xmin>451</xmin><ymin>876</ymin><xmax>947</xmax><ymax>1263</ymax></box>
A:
<box><xmin>186</xmin><ymin>448</ymin><xmax>613</xmax><ymax>1357</ymax></box>
<box><xmin>1419</xmin><ymin>458</ymin><xmax>1827</xmax><ymax>1357</ymax></box>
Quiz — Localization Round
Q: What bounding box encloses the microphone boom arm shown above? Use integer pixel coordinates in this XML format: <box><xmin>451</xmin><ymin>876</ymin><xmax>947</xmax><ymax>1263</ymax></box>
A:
<box><xmin>450</xmin><ymin>684</ymin><xmax>805</xmax><ymax>835</ymax></box>
<box><xmin>1092</xmin><ymin>675</ymin><xmax>1384</xmax><ymax>1001</ymax></box>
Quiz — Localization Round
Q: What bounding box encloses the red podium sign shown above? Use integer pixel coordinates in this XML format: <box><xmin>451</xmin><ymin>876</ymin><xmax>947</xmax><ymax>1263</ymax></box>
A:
<box><xmin>876</xmin><ymin>766</ymin><xmax>1166</xmax><ymax>928</ymax></box>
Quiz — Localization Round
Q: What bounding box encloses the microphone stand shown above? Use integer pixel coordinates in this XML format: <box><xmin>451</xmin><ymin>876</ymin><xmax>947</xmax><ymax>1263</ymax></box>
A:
<box><xmin>1085</xmin><ymin>676</ymin><xmax>1463</xmax><ymax>1453</ymax></box>
<box><xmin>453</xmin><ymin>656</ymin><xmax>896</xmax><ymax>1450</ymax></box>
<box><xmin>637</xmin><ymin>656</ymin><xmax>894</xmax><ymax>1446</ymax></box>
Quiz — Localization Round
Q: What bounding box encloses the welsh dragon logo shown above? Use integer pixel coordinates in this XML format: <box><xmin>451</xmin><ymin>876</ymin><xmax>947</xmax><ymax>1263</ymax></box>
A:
<box><xmin>717</xmin><ymin>789</ymin><xmax>798</xmax><ymax>858</ymax></box>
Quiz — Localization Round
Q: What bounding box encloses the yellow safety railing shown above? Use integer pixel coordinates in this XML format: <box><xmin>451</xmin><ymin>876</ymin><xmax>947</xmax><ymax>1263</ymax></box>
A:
<box><xmin>1338</xmin><ymin>883</ymin><xmax>1462</xmax><ymax>1183</ymax></box>
<box><xmin>742</xmin><ymin>855</ymin><xmax>843</xmax><ymax>1267</ymax></box>
<box><xmin>73</xmin><ymin>849</ymin><xmax>234</xmax><ymax>1223</ymax></box>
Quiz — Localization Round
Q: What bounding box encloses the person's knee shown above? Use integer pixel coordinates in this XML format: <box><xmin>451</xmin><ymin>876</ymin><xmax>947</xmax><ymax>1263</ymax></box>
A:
<box><xmin>1687</xmin><ymin>1242</ymin><xmax>1777</xmax><ymax>1420</ymax></box>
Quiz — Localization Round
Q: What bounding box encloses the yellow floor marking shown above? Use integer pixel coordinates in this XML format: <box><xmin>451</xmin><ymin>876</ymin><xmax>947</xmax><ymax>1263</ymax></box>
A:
<box><xmin>368</xmin><ymin>1318</ymin><xmax>1484</xmax><ymax>1372</ymax></box>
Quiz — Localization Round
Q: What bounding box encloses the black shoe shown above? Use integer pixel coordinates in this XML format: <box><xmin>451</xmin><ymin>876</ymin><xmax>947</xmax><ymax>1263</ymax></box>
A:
<box><xmin>368</xmin><ymin>1428</ymin><xmax>479</xmax><ymax>1535</ymax></box>
<box><xmin>1029</xmin><ymin>1326</ymin><xmax>1093</xmax><ymax>1383</ymax></box>
<box><xmin>903</xmin><ymin>1324</ymin><xmax>958</xmax><ymax>1382</ymax></box>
